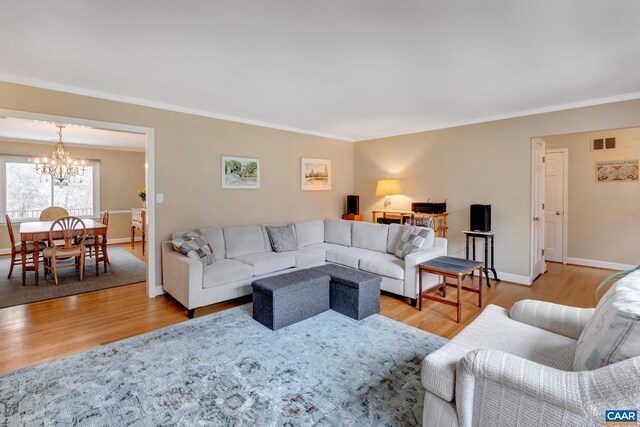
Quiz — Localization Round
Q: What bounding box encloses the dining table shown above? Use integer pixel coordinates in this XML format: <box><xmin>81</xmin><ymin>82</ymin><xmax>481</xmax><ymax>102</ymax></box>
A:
<box><xmin>18</xmin><ymin>219</ymin><xmax>108</xmax><ymax>286</ymax></box>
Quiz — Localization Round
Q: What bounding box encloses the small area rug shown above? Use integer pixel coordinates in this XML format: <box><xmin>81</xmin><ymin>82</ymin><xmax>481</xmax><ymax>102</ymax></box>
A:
<box><xmin>0</xmin><ymin>246</ymin><xmax>146</xmax><ymax>309</ymax></box>
<box><xmin>0</xmin><ymin>305</ymin><xmax>446</xmax><ymax>426</ymax></box>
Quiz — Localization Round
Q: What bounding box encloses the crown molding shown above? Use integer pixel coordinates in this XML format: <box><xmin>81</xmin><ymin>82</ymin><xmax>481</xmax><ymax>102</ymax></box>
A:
<box><xmin>0</xmin><ymin>73</ymin><xmax>355</xmax><ymax>142</ymax></box>
<box><xmin>353</xmin><ymin>91</ymin><xmax>640</xmax><ymax>142</ymax></box>
<box><xmin>3</xmin><ymin>73</ymin><xmax>640</xmax><ymax>144</ymax></box>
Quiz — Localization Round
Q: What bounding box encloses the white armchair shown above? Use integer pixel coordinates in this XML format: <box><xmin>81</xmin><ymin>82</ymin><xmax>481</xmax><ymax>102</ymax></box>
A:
<box><xmin>421</xmin><ymin>299</ymin><xmax>640</xmax><ymax>427</ymax></box>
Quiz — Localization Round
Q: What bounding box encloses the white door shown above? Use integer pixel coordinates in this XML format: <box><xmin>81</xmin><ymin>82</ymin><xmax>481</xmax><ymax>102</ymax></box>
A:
<box><xmin>531</xmin><ymin>138</ymin><xmax>546</xmax><ymax>279</ymax></box>
<box><xmin>545</xmin><ymin>150</ymin><xmax>565</xmax><ymax>262</ymax></box>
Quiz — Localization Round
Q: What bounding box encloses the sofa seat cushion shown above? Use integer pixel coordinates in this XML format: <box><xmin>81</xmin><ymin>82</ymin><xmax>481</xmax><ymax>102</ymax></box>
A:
<box><xmin>307</xmin><ymin>242</ymin><xmax>347</xmax><ymax>253</ymax></box>
<box><xmin>421</xmin><ymin>304</ymin><xmax>576</xmax><ymax>402</ymax></box>
<box><xmin>202</xmin><ymin>259</ymin><xmax>254</xmax><ymax>289</ymax></box>
<box><xmin>326</xmin><ymin>247</ymin><xmax>383</xmax><ymax>269</ymax></box>
<box><xmin>290</xmin><ymin>247</ymin><xmax>327</xmax><ymax>268</ymax></box>
<box><xmin>233</xmin><ymin>252</ymin><xmax>296</xmax><ymax>276</ymax></box>
<box><xmin>360</xmin><ymin>254</ymin><xmax>405</xmax><ymax>280</ymax></box>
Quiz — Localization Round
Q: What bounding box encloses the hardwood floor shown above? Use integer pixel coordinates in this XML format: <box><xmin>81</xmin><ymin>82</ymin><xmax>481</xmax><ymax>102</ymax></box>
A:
<box><xmin>0</xmin><ymin>251</ymin><xmax>614</xmax><ymax>375</ymax></box>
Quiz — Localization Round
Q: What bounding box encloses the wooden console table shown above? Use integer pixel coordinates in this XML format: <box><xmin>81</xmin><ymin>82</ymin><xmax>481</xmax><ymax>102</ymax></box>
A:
<box><xmin>371</xmin><ymin>210</ymin><xmax>448</xmax><ymax>237</ymax></box>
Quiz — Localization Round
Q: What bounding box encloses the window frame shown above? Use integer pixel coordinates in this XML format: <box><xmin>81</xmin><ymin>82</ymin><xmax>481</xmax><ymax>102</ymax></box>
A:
<box><xmin>0</xmin><ymin>154</ymin><xmax>101</xmax><ymax>223</ymax></box>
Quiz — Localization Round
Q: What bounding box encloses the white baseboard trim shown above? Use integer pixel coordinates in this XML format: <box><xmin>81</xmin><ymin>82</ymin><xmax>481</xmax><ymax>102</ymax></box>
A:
<box><xmin>566</xmin><ymin>257</ymin><xmax>635</xmax><ymax>271</ymax></box>
<box><xmin>495</xmin><ymin>271</ymin><xmax>532</xmax><ymax>286</ymax></box>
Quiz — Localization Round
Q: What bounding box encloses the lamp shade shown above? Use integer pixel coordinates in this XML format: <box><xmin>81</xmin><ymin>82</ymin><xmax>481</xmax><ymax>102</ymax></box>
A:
<box><xmin>375</xmin><ymin>178</ymin><xmax>402</xmax><ymax>196</ymax></box>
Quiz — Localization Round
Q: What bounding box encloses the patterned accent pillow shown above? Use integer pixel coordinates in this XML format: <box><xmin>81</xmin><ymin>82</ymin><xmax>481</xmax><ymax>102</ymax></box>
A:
<box><xmin>416</xmin><ymin>216</ymin><xmax>435</xmax><ymax>229</ymax></box>
<box><xmin>573</xmin><ymin>271</ymin><xmax>640</xmax><ymax>371</ymax></box>
<box><xmin>172</xmin><ymin>229</ymin><xmax>216</xmax><ymax>266</ymax></box>
<box><xmin>265</xmin><ymin>224</ymin><xmax>298</xmax><ymax>252</ymax></box>
<box><xmin>394</xmin><ymin>225</ymin><xmax>430</xmax><ymax>259</ymax></box>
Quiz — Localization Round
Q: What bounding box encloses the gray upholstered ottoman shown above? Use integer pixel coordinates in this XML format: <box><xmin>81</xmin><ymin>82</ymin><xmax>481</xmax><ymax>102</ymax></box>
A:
<box><xmin>252</xmin><ymin>269</ymin><xmax>330</xmax><ymax>330</ymax></box>
<box><xmin>311</xmin><ymin>264</ymin><xmax>381</xmax><ymax>320</ymax></box>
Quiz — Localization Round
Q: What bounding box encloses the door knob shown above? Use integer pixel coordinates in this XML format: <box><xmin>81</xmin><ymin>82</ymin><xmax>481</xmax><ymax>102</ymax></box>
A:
<box><xmin>556</xmin><ymin>211</ymin><xmax>561</xmax><ymax>215</ymax></box>
<box><xmin>533</xmin><ymin>217</ymin><xmax>540</xmax><ymax>221</ymax></box>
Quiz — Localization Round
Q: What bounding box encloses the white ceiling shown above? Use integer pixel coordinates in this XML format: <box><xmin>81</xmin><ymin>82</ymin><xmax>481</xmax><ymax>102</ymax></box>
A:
<box><xmin>1</xmin><ymin>1</ymin><xmax>639</xmax><ymax>141</ymax></box>
<box><xmin>0</xmin><ymin>117</ymin><xmax>146</xmax><ymax>151</ymax></box>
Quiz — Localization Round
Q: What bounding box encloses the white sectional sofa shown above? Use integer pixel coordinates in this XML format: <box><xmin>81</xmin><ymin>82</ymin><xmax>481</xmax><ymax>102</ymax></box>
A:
<box><xmin>162</xmin><ymin>219</ymin><xmax>447</xmax><ymax>317</ymax></box>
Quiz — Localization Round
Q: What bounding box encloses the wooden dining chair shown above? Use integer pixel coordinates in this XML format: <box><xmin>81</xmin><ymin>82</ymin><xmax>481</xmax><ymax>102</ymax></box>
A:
<box><xmin>86</xmin><ymin>211</ymin><xmax>109</xmax><ymax>273</ymax></box>
<box><xmin>43</xmin><ymin>217</ymin><xmax>87</xmax><ymax>286</ymax></box>
<box><xmin>5</xmin><ymin>215</ymin><xmax>40</xmax><ymax>279</ymax></box>
<box><xmin>40</xmin><ymin>206</ymin><xmax>70</xmax><ymax>221</ymax></box>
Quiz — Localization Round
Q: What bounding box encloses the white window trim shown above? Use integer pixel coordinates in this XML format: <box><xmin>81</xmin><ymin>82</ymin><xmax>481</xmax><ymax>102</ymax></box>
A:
<box><xmin>0</xmin><ymin>154</ymin><xmax>101</xmax><ymax>223</ymax></box>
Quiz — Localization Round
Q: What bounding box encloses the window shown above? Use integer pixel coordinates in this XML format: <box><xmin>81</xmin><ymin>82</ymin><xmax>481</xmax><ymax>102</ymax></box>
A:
<box><xmin>1</xmin><ymin>155</ymin><xmax>100</xmax><ymax>221</ymax></box>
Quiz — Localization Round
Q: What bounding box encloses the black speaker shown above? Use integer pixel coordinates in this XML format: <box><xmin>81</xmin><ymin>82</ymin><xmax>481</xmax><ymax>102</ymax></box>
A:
<box><xmin>346</xmin><ymin>195</ymin><xmax>360</xmax><ymax>215</ymax></box>
<box><xmin>470</xmin><ymin>204</ymin><xmax>491</xmax><ymax>232</ymax></box>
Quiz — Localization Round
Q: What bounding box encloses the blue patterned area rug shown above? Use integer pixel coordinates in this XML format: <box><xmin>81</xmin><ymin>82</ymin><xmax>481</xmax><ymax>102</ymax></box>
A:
<box><xmin>0</xmin><ymin>305</ymin><xmax>446</xmax><ymax>426</ymax></box>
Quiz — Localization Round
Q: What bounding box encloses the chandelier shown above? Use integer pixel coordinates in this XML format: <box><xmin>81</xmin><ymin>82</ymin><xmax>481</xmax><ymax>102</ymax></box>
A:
<box><xmin>33</xmin><ymin>125</ymin><xmax>86</xmax><ymax>187</ymax></box>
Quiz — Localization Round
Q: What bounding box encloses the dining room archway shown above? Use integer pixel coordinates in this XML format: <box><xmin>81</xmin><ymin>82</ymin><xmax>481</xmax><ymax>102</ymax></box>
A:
<box><xmin>0</xmin><ymin>109</ymin><xmax>157</xmax><ymax>307</ymax></box>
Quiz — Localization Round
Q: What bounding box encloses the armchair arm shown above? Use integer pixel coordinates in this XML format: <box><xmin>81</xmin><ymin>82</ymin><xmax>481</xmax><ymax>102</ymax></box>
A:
<box><xmin>455</xmin><ymin>349</ymin><xmax>640</xmax><ymax>427</ymax></box>
<box><xmin>161</xmin><ymin>241</ymin><xmax>203</xmax><ymax>310</ymax></box>
<box><xmin>404</xmin><ymin>243</ymin><xmax>447</xmax><ymax>298</ymax></box>
<box><xmin>510</xmin><ymin>299</ymin><xmax>595</xmax><ymax>340</ymax></box>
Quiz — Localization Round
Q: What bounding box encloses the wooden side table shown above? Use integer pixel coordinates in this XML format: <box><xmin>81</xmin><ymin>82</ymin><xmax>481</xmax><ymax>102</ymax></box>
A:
<box><xmin>463</xmin><ymin>231</ymin><xmax>500</xmax><ymax>287</ymax></box>
<box><xmin>418</xmin><ymin>256</ymin><xmax>484</xmax><ymax>323</ymax></box>
<box><xmin>131</xmin><ymin>208</ymin><xmax>146</xmax><ymax>255</ymax></box>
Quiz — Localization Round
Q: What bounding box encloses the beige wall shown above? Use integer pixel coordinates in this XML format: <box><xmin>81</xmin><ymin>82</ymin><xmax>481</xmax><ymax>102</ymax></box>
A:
<box><xmin>0</xmin><ymin>138</ymin><xmax>145</xmax><ymax>249</ymax></box>
<box><xmin>3</xmin><ymin>80</ymin><xmax>640</xmax><ymax>283</ymax></box>
<box><xmin>0</xmin><ymin>82</ymin><xmax>354</xmax><ymax>287</ymax></box>
<box><xmin>544</xmin><ymin>128</ymin><xmax>640</xmax><ymax>266</ymax></box>
<box><xmin>354</xmin><ymin>100</ymin><xmax>640</xmax><ymax>281</ymax></box>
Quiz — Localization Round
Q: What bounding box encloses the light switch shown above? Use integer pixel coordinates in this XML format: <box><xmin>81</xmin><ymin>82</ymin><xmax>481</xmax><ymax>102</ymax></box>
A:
<box><xmin>156</xmin><ymin>193</ymin><xmax>164</xmax><ymax>203</ymax></box>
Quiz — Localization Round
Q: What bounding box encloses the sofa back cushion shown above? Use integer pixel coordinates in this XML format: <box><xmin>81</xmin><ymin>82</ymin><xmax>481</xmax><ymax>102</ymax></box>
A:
<box><xmin>352</xmin><ymin>222</ymin><xmax>389</xmax><ymax>253</ymax></box>
<box><xmin>294</xmin><ymin>219</ymin><xmax>325</xmax><ymax>247</ymax></box>
<box><xmin>324</xmin><ymin>219</ymin><xmax>352</xmax><ymax>247</ymax></box>
<box><xmin>387</xmin><ymin>223</ymin><xmax>404</xmax><ymax>254</ymax></box>
<box><xmin>223</xmin><ymin>225</ymin><xmax>269</xmax><ymax>258</ymax></box>
<box><xmin>200</xmin><ymin>227</ymin><xmax>226</xmax><ymax>260</ymax></box>
<box><xmin>573</xmin><ymin>271</ymin><xmax>640</xmax><ymax>371</ymax></box>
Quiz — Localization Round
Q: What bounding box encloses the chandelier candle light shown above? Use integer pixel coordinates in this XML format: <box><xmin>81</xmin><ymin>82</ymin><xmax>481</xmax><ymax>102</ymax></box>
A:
<box><xmin>33</xmin><ymin>125</ymin><xmax>86</xmax><ymax>187</ymax></box>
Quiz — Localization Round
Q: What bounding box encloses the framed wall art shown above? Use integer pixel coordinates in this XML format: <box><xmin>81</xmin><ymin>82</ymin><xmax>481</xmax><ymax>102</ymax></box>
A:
<box><xmin>595</xmin><ymin>159</ymin><xmax>638</xmax><ymax>183</ymax></box>
<box><xmin>301</xmin><ymin>158</ymin><xmax>331</xmax><ymax>191</ymax></box>
<box><xmin>222</xmin><ymin>156</ymin><xmax>260</xmax><ymax>189</ymax></box>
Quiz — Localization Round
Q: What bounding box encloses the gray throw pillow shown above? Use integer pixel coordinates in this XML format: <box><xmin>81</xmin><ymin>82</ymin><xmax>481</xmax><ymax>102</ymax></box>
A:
<box><xmin>395</xmin><ymin>225</ymin><xmax>430</xmax><ymax>259</ymax></box>
<box><xmin>265</xmin><ymin>224</ymin><xmax>298</xmax><ymax>252</ymax></box>
<box><xmin>172</xmin><ymin>229</ymin><xmax>216</xmax><ymax>266</ymax></box>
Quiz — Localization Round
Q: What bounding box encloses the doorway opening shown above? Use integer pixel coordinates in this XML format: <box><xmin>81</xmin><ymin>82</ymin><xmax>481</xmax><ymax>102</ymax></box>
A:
<box><xmin>531</xmin><ymin>126</ymin><xmax>640</xmax><ymax>278</ymax></box>
<box><xmin>0</xmin><ymin>109</ymin><xmax>157</xmax><ymax>307</ymax></box>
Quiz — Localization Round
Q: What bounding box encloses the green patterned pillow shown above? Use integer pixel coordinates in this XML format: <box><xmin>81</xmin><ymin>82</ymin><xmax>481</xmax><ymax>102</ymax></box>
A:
<box><xmin>172</xmin><ymin>229</ymin><xmax>216</xmax><ymax>266</ymax></box>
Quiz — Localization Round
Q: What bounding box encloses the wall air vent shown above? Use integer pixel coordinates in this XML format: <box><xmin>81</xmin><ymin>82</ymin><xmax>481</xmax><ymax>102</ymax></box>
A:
<box><xmin>592</xmin><ymin>137</ymin><xmax>616</xmax><ymax>151</ymax></box>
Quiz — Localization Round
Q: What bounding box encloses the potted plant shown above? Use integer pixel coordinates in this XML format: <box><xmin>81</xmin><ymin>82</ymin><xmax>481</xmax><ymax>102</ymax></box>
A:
<box><xmin>137</xmin><ymin>188</ymin><xmax>146</xmax><ymax>208</ymax></box>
